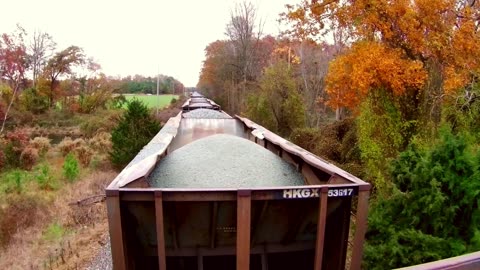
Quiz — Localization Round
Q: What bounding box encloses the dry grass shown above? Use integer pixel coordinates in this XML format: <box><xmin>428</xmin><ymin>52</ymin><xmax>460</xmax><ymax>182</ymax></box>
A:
<box><xmin>0</xmin><ymin>171</ymin><xmax>117</xmax><ymax>270</ymax></box>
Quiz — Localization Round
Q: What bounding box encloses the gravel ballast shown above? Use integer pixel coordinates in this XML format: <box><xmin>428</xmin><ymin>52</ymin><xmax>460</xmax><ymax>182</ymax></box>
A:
<box><xmin>148</xmin><ymin>134</ymin><xmax>305</xmax><ymax>188</ymax></box>
<box><xmin>85</xmin><ymin>238</ymin><xmax>112</xmax><ymax>270</ymax></box>
<box><xmin>182</xmin><ymin>109</ymin><xmax>231</xmax><ymax>119</ymax></box>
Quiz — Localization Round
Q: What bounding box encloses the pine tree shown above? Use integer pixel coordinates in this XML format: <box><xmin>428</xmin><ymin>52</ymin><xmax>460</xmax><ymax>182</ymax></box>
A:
<box><xmin>110</xmin><ymin>99</ymin><xmax>161</xmax><ymax>167</ymax></box>
<box><xmin>364</xmin><ymin>129</ymin><xmax>480</xmax><ymax>269</ymax></box>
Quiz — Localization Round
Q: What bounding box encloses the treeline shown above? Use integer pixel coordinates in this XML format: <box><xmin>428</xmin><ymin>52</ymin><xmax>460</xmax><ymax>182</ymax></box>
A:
<box><xmin>116</xmin><ymin>75</ymin><xmax>183</xmax><ymax>95</ymax></box>
<box><xmin>0</xmin><ymin>25</ymin><xmax>183</xmax><ymax>132</ymax></box>
<box><xmin>198</xmin><ymin>1</ymin><xmax>480</xmax><ymax>268</ymax></box>
<box><xmin>197</xmin><ymin>3</ymin><xmax>337</xmax><ymax>131</ymax></box>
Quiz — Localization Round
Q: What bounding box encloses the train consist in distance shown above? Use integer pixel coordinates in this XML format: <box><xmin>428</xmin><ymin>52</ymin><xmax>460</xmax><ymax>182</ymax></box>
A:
<box><xmin>106</xmin><ymin>92</ymin><xmax>371</xmax><ymax>270</ymax></box>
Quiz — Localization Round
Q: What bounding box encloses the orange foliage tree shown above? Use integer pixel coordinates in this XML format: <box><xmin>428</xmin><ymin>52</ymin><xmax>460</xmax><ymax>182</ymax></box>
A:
<box><xmin>284</xmin><ymin>0</ymin><xmax>480</xmax><ymax>114</ymax></box>
<box><xmin>326</xmin><ymin>41</ymin><xmax>427</xmax><ymax>110</ymax></box>
<box><xmin>197</xmin><ymin>36</ymin><xmax>275</xmax><ymax>113</ymax></box>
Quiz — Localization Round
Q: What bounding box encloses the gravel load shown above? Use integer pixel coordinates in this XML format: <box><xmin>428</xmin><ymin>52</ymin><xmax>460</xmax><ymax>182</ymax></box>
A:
<box><xmin>182</xmin><ymin>109</ymin><xmax>231</xmax><ymax>119</ymax></box>
<box><xmin>85</xmin><ymin>238</ymin><xmax>112</xmax><ymax>270</ymax></box>
<box><xmin>148</xmin><ymin>134</ymin><xmax>305</xmax><ymax>188</ymax></box>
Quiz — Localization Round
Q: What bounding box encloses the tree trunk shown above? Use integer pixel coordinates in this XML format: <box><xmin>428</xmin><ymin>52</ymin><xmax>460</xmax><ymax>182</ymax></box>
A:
<box><xmin>335</xmin><ymin>107</ymin><xmax>344</xmax><ymax>121</ymax></box>
<box><xmin>0</xmin><ymin>85</ymin><xmax>18</xmax><ymax>134</ymax></box>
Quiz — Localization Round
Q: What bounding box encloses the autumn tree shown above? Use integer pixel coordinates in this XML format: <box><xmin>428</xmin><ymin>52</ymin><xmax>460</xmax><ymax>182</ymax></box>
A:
<box><xmin>326</xmin><ymin>41</ymin><xmax>427</xmax><ymax>110</ymax></box>
<box><xmin>281</xmin><ymin>2</ymin><xmax>350</xmax><ymax>120</ymax></box>
<box><xmin>283</xmin><ymin>0</ymin><xmax>480</xmax><ymax>265</ymax></box>
<box><xmin>44</xmin><ymin>45</ymin><xmax>85</xmax><ymax>107</ymax></box>
<box><xmin>0</xmin><ymin>26</ymin><xmax>29</xmax><ymax>133</ymax></box>
<box><xmin>223</xmin><ymin>1</ymin><xmax>268</xmax><ymax>113</ymax></box>
<box><xmin>284</xmin><ymin>0</ymin><xmax>480</xmax><ymax>124</ymax></box>
<box><xmin>198</xmin><ymin>40</ymin><xmax>239</xmax><ymax>106</ymax></box>
<box><xmin>76</xmin><ymin>73</ymin><xmax>114</xmax><ymax>113</ymax></box>
<box><xmin>283</xmin><ymin>40</ymin><xmax>337</xmax><ymax>125</ymax></box>
<box><xmin>226</xmin><ymin>1</ymin><xmax>260</xmax><ymax>82</ymax></box>
<box><xmin>246</xmin><ymin>60</ymin><xmax>305</xmax><ymax>136</ymax></box>
<box><xmin>198</xmin><ymin>35</ymin><xmax>275</xmax><ymax>113</ymax></box>
<box><xmin>29</xmin><ymin>30</ymin><xmax>56</xmax><ymax>88</ymax></box>
<box><xmin>282</xmin><ymin>0</ymin><xmax>480</xmax><ymax>191</ymax></box>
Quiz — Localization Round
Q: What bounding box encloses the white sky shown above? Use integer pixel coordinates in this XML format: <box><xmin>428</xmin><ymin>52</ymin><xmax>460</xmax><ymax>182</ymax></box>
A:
<box><xmin>0</xmin><ymin>0</ymin><xmax>297</xmax><ymax>87</ymax></box>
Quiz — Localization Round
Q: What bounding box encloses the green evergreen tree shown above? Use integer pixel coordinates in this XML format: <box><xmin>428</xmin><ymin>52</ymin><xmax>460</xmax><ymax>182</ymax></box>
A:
<box><xmin>63</xmin><ymin>153</ymin><xmax>79</xmax><ymax>182</ymax></box>
<box><xmin>363</xmin><ymin>128</ymin><xmax>480</xmax><ymax>269</ymax></box>
<box><xmin>110</xmin><ymin>99</ymin><xmax>161</xmax><ymax>167</ymax></box>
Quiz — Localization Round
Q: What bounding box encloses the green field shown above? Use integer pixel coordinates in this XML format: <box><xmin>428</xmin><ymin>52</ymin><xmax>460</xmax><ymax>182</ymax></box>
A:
<box><xmin>124</xmin><ymin>94</ymin><xmax>179</xmax><ymax>109</ymax></box>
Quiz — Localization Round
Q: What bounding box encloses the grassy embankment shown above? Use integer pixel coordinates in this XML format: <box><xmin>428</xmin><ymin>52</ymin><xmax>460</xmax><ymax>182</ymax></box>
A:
<box><xmin>0</xmin><ymin>95</ymin><xmax>180</xmax><ymax>269</ymax></box>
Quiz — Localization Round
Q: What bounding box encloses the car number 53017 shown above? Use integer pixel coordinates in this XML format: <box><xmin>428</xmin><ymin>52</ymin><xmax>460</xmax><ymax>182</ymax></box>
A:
<box><xmin>328</xmin><ymin>188</ymin><xmax>354</xmax><ymax>197</ymax></box>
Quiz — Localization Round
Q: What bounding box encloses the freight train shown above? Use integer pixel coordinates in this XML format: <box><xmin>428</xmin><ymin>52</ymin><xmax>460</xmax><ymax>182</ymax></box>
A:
<box><xmin>105</xmin><ymin>92</ymin><xmax>372</xmax><ymax>270</ymax></box>
<box><xmin>106</xmin><ymin>92</ymin><xmax>480</xmax><ymax>269</ymax></box>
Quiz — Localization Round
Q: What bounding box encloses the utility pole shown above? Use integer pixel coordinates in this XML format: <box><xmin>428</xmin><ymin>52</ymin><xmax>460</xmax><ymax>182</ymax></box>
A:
<box><xmin>156</xmin><ymin>70</ymin><xmax>160</xmax><ymax>115</ymax></box>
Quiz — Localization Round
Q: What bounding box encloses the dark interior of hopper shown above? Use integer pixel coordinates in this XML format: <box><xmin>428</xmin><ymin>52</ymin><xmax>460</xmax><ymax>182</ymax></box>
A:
<box><xmin>118</xmin><ymin>196</ymin><xmax>351</xmax><ymax>270</ymax></box>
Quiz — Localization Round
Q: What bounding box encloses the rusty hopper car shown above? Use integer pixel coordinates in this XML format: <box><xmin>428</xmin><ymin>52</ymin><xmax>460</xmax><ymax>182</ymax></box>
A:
<box><xmin>106</xmin><ymin>99</ymin><xmax>371</xmax><ymax>270</ymax></box>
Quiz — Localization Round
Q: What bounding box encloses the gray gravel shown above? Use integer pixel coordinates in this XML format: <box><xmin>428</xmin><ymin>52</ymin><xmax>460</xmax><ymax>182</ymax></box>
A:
<box><xmin>85</xmin><ymin>237</ymin><xmax>112</xmax><ymax>270</ymax></box>
<box><xmin>182</xmin><ymin>109</ymin><xmax>231</xmax><ymax>119</ymax></box>
<box><xmin>148</xmin><ymin>134</ymin><xmax>305</xmax><ymax>188</ymax></box>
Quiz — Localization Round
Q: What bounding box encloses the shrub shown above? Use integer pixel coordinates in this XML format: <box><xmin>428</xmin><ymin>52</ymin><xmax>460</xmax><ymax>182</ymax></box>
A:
<box><xmin>89</xmin><ymin>154</ymin><xmax>101</xmax><ymax>169</ymax></box>
<box><xmin>72</xmin><ymin>138</ymin><xmax>87</xmax><ymax>148</ymax></box>
<box><xmin>110</xmin><ymin>99</ymin><xmax>161</xmax><ymax>167</ymax></box>
<box><xmin>57</xmin><ymin>137</ymin><xmax>75</xmax><ymax>156</ymax></box>
<box><xmin>290</xmin><ymin>127</ymin><xmax>321</xmax><ymax>153</ymax></box>
<box><xmin>80</xmin><ymin>118</ymin><xmax>105</xmax><ymax>137</ymax></box>
<box><xmin>290</xmin><ymin>119</ymin><xmax>359</xmax><ymax>166</ymax></box>
<box><xmin>80</xmin><ymin>111</ymin><xmax>121</xmax><ymax>137</ymax></box>
<box><xmin>2</xmin><ymin>130</ymin><xmax>29</xmax><ymax>168</ymax></box>
<box><xmin>29</xmin><ymin>136</ymin><xmax>51</xmax><ymax>156</ymax></box>
<box><xmin>315</xmin><ymin>119</ymin><xmax>359</xmax><ymax>163</ymax></box>
<box><xmin>363</xmin><ymin>129</ymin><xmax>480</xmax><ymax>269</ymax></box>
<box><xmin>88</xmin><ymin>132</ymin><xmax>112</xmax><ymax>151</ymax></box>
<box><xmin>0</xmin><ymin>194</ymin><xmax>45</xmax><ymax>247</ymax></box>
<box><xmin>170</xmin><ymin>97</ymin><xmax>177</xmax><ymax>104</ymax></box>
<box><xmin>35</xmin><ymin>164</ymin><xmax>58</xmax><ymax>190</ymax></box>
<box><xmin>4</xmin><ymin>169</ymin><xmax>26</xmax><ymax>193</ymax></box>
<box><xmin>74</xmin><ymin>145</ymin><xmax>94</xmax><ymax>167</ymax></box>
<box><xmin>43</xmin><ymin>222</ymin><xmax>65</xmax><ymax>242</ymax></box>
<box><xmin>357</xmin><ymin>92</ymin><xmax>406</xmax><ymax>193</ymax></box>
<box><xmin>8</xmin><ymin>109</ymin><xmax>34</xmax><ymax>126</ymax></box>
<box><xmin>63</xmin><ymin>153</ymin><xmax>79</xmax><ymax>182</ymax></box>
<box><xmin>20</xmin><ymin>147</ymin><xmax>39</xmax><ymax>170</ymax></box>
<box><xmin>78</xmin><ymin>90</ymin><xmax>113</xmax><ymax>114</ymax></box>
<box><xmin>156</xmin><ymin>106</ymin><xmax>181</xmax><ymax>124</ymax></box>
<box><xmin>19</xmin><ymin>88</ymin><xmax>49</xmax><ymax>114</ymax></box>
<box><xmin>338</xmin><ymin>120</ymin><xmax>361</xmax><ymax>163</ymax></box>
<box><xmin>108</xmin><ymin>94</ymin><xmax>127</xmax><ymax>109</ymax></box>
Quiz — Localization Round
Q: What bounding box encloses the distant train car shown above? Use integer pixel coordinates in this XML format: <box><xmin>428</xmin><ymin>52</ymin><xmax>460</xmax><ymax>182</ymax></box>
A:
<box><xmin>182</xmin><ymin>96</ymin><xmax>220</xmax><ymax>112</ymax></box>
<box><xmin>190</xmin><ymin>91</ymin><xmax>203</xmax><ymax>98</ymax></box>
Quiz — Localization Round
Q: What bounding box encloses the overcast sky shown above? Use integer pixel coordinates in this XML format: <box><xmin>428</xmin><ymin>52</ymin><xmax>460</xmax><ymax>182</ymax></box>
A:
<box><xmin>0</xmin><ymin>0</ymin><xmax>298</xmax><ymax>87</ymax></box>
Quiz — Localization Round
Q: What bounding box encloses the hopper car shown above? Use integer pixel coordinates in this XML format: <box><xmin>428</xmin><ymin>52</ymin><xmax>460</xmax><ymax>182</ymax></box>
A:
<box><xmin>106</xmin><ymin>92</ymin><xmax>371</xmax><ymax>270</ymax></box>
